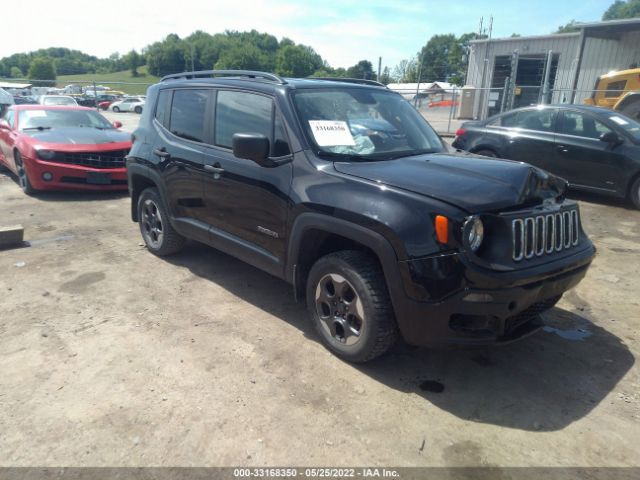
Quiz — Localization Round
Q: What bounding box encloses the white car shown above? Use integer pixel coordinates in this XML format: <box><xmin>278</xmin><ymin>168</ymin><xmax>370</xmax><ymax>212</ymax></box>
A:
<box><xmin>110</xmin><ymin>97</ymin><xmax>145</xmax><ymax>113</ymax></box>
<box><xmin>39</xmin><ymin>95</ymin><xmax>79</xmax><ymax>106</ymax></box>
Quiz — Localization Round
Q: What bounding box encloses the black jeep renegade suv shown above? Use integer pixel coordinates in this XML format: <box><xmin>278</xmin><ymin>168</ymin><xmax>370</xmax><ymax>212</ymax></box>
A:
<box><xmin>127</xmin><ymin>70</ymin><xmax>595</xmax><ymax>362</ymax></box>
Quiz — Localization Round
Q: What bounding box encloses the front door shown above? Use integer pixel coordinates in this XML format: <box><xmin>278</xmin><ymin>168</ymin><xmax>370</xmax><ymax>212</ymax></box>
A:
<box><xmin>202</xmin><ymin>89</ymin><xmax>293</xmax><ymax>263</ymax></box>
<box><xmin>554</xmin><ymin>110</ymin><xmax>627</xmax><ymax>194</ymax></box>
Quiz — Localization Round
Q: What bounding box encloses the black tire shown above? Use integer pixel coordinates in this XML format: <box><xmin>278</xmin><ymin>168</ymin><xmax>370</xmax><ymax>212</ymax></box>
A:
<box><xmin>629</xmin><ymin>176</ymin><xmax>640</xmax><ymax>210</ymax></box>
<box><xmin>137</xmin><ymin>187</ymin><xmax>185</xmax><ymax>256</ymax></box>
<box><xmin>134</xmin><ymin>106</ymin><xmax>143</xmax><ymax>114</ymax></box>
<box><xmin>14</xmin><ymin>151</ymin><xmax>36</xmax><ymax>195</ymax></box>
<box><xmin>474</xmin><ymin>149</ymin><xmax>498</xmax><ymax>158</ymax></box>
<box><xmin>620</xmin><ymin>101</ymin><xmax>640</xmax><ymax>121</ymax></box>
<box><xmin>306</xmin><ymin>250</ymin><xmax>398</xmax><ymax>362</ymax></box>
<box><xmin>113</xmin><ymin>106</ymin><xmax>120</xmax><ymax>113</ymax></box>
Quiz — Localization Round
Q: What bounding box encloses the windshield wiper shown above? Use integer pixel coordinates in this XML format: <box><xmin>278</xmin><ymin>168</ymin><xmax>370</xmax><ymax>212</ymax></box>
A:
<box><xmin>22</xmin><ymin>126</ymin><xmax>52</xmax><ymax>131</ymax></box>
<box><xmin>387</xmin><ymin>149</ymin><xmax>439</xmax><ymax>160</ymax></box>
<box><xmin>317</xmin><ymin>150</ymin><xmax>384</xmax><ymax>162</ymax></box>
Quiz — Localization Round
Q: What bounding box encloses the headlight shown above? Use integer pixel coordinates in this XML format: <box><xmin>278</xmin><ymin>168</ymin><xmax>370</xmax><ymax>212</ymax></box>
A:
<box><xmin>465</xmin><ymin>216</ymin><xmax>484</xmax><ymax>252</ymax></box>
<box><xmin>36</xmin><ymin>149</ymin><xmax>57</xmax><ymax>160</ymax></box>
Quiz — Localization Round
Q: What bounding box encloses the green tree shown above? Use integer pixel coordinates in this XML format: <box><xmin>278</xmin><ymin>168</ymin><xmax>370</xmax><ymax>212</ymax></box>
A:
<box><xmin>556</xmin><ymin>20</ymin><xmax>580</xmax><ymax>33</ymax></box>
<box><xmin>214</xmin><ymin>43</ymin><xmax>270</xmax><ymax>71</ymax></box>
<box><xmin>379</xmin><ymin>66</ymin><xmax>391</xmax><ymax>85</ymax></box>
<box><xmin>10</xmin><ymin>66</ymin><xmax>23</xmax><ymax>78</ymax></box>
<box><xmin>346</xmin><ymin>60</ymin><xmax>374</xmax><ymax>79</ymax></box>
<box><xmin>28</xmin><ymin>57</ymin><xmax>56</xmax><ymax>86</ymax></box>
<box><xmin>123</xmin><ymin>50</ymin><xmax>142</xmax><ymax>77</ymax></box>
<box><xmin>275</xmin><ymin>44</ymin><xmax>322</xmax><ymax>77</ymax></box>
<box><xmin>603</xmin><ymin>0</ymin><xmax>640</xmax><ymax>19</ymax></box>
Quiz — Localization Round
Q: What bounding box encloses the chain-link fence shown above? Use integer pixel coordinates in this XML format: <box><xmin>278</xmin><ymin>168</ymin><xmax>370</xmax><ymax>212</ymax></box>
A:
<box><xmin>389</xmin><ymin>85</ymin><xmax>640</xmax><ymax>134</ymax></box>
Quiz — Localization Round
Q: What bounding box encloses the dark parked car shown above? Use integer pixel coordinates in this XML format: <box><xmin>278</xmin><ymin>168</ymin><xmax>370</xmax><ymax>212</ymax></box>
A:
<box><xmin>127</xmin><ymin>71</ymin><xmax>595</xmax><ymax>362</ymax></box>
<box><xmin>452</xmin><ymin>105</ymin><xmax>640</xmax><ymax>208</ymax></box>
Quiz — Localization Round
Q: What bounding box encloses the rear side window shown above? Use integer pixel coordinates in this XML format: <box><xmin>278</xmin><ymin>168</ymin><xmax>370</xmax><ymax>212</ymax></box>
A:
<box><xmin>215</xmin><ymin>91</ymin><xmax>272</xmax><ymax>149</ymax></box>
<box><xmin>169</xmin><ymin>89</ymin><xmax>209</xmax><ymax>143</ymax></box>
<box><xmin>513</xmin><ymin>109</ymin><xmax>554</xmax><ymax>132</ymax></box>
<box><xmin>154</xmin><ymin>90</ymin><xmax>170</xmax><ymax>125</ymax></box>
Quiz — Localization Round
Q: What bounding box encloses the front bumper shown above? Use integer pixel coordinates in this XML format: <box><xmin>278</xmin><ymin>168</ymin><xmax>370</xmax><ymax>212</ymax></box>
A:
<box><xmin>391</xmin><ymin>245</ymin><xmax>595</xmax><ymax>347</ymax></box>
<box><xmin>24</xmin><ymin>156</ymin><xmax>128</xmax><ymax>191</ymax></box>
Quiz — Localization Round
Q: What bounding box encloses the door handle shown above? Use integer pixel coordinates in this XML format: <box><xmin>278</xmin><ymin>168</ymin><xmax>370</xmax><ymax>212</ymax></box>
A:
<box><xmin>153</xmin><ymin>148</ymin><xmax>171</xmax><ymax>158</ymax></box>
<box><xmin>204</xmin><ymin>164</ymin><xmax>225</xmax><ymax>174</ymax></box>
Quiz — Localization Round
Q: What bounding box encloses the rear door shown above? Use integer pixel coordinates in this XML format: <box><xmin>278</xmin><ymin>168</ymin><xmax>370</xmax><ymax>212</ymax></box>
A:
<box><xmin>499</xmin><ymin>108</ymin><xmax>558</xmax><ymax>172</ymax></box>
<box><xmin>554</xmin><ymin>109</ymin><xmax>627</xmax><ymax>193</ymax></box>
<box><xmin>153</xmin><ymin>88</ymin><xmax>213</xmax><ymax>243</ymax></box>
<box><xmin>0</xmin><ymin>109</ymin><xmax>17</xmax><ymax>170</ymax></box>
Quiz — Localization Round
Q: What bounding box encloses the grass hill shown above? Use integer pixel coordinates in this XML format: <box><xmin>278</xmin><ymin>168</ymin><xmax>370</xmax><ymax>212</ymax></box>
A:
<box><xmin>56</xmin><ymin>66</ymin><xmax>159</xmax><ymax>95</ymax></box>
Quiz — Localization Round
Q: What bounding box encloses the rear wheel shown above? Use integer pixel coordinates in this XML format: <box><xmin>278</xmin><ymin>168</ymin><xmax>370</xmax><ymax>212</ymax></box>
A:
<box><xmin>620</xmin><ymin>101</ymin><xmax>640</xmax><ymax>121</ymax></box>
<box><xmin>14</xmin><ymin>151</ymin><xmax>35</xmax><ymax>195</ymax></box>
<box><xmin>629</xmin><ymin>177</ymin><xmax>640</xmax><ymax>210</ymax></box>
<box><xmin>474</xmin><ymin>149</ymin><xmax>498</xmax><ymax>158</ymax></box>
<box><xmin>113</xmin><ymin>106</ymin><xmax>120</xmax><ymax>113</ymax></box>
<box><xmin>137</xmin><ymin>187</ymin><xmax>185</xmax><ymax>256</ymax></box>
<box><xmin>306</xmin><ymin>250</ymin><xmax>398</xmax><ymax>362</ymax></box>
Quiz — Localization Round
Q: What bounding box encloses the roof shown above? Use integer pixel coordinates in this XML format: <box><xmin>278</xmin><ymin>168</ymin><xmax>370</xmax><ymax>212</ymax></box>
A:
<box><xmin>470</xmin><ymin>32</ymin><xmax>579</xmax><ymax>44</ymax></box>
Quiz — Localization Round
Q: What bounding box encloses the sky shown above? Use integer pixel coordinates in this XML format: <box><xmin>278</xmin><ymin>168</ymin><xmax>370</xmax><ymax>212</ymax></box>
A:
<box><xmin>1</xmin><ymin>0</ymin><xmax>611</xmax><ymax>70</ymax></box>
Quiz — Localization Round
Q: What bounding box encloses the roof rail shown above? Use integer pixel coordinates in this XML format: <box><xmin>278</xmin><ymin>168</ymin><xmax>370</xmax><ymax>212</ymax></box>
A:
<box><xmin>311</xmin><ymin>77</ymin><xmax>387</xmax><ymax>88</ymax></box>
<box><xmin>161</xmin><ymin>70</ymin><xmax>287</xmax><ymax>84</ymax></box>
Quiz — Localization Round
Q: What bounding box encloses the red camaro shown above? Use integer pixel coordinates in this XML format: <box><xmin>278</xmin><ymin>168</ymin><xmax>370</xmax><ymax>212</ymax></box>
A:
<box><xmin>0</xmin><ymin>105</ymin><xmax>131</xmax><ymax>194</ymax></box>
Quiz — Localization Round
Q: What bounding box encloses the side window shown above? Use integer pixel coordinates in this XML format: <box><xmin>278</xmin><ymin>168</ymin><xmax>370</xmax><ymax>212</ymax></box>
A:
<box><xmin>513</xmin><ymin>109</ymin><xmax>554</xmax><ymax>132</ymax></box>
<box><xmin>499</xmin><ymin>112</ymin><xmax>518</xmax><ymax>127</ymax></box>
<box><xmin>560</xmin><ymin>111</ymin><xmax>612</xmax><ymax>139</ymax></box>
<box><xmin>604</xmin><ymin>80</ymin><xmax>626</xmax><ymax>98</ymax></box>
<box><xmin>169</xmin><ymin>89</ymin><xmax>209</xmax><ymax>143</ymax></box>
<box><xmin>154</xmin><ymin>90</ymin><xmax>170</xmax><ymax>126</ymax></box>
<box><xmin>215</xmin><ymin>91</ymin><xmax>272</xmax><ymax>149</ymax></box>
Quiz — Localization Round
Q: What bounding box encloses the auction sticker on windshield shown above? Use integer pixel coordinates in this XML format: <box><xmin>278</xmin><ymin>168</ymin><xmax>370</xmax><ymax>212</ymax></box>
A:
<box><xmin>309</xmin><ymin>120</ymin><xmax>355</xmax><ymax>147</ymax></box>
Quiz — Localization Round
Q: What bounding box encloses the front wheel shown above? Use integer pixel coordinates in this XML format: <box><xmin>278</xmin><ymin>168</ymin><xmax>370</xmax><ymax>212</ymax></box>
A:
<box><xmin>306</xmin><ymin>251</ymin><xmax>398</xmax><ymax>362</ymax></box>
<box><xmin>14</xmin><ymin>151</ymin><xmax>35</xmax><ymax>195</ymax></box>
<box><xmin>137</xmin><ymin>187</ymin><xmax>185</xmax><ymax>256</ymax></box>
<box><xmin>113</xmin><ymin>106</ymin><xmax>120</xmax><ymax>113</ymax></box>
<box><xmin>134</xmin><ymin>106</ymin><xmax>142</xmax><ymax>114</ymax></box>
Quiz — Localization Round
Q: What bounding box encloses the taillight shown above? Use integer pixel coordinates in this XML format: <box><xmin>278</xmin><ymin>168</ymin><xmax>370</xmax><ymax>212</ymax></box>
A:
<box><xmin>455</xmin><ymin>128</ymin><xmax>466</xmax><ymax>137</ymax></box>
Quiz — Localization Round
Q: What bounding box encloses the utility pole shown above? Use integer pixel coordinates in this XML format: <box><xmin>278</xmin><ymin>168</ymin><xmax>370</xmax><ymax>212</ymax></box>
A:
<box><xmin>190</xmin><ymin>44</ymin><xmax>195</xmax><ymax>72</ymax></box>
<box><xmin>377</xmin><ymin>57</ymin><xmax>382</xmax><ymax>82</ymax></box>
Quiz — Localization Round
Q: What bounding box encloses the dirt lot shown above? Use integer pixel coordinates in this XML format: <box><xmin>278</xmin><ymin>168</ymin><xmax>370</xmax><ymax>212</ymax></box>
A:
<box><xmin>0</xmin><ymin>115</ymin><xmax>639</xmax><ymax>467</ymax></box>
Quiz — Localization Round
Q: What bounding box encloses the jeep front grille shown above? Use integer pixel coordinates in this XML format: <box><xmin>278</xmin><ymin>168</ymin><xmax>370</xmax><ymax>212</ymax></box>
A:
<box><xmin>512</xmin><ymin>210</ymin><xmax>579</xmax><ymax>262</ymax></box>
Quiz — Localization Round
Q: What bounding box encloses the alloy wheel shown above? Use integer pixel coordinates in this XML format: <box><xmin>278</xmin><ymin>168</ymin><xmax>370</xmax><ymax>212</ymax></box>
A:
<box><xmin>314</xmin><ymin>273</ymin><xmax>365</xmax><ymax>346</ymax></box>
<box><xmin>141</xmin><ymin>199</ymin><xmax>164</xmax><ymax>249</ymax></box>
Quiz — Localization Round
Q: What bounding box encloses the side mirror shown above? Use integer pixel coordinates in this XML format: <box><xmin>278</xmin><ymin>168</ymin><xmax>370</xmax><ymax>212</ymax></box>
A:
<box><xmin>0</xmin><ymin>119</ymin><xmax>9</xmax><ymax>130</ymax></box>
<box><xmin>113</xmin><ymin>121</ymin><xmax>123</xmax><ymax>129</ymax></box>
<box><xmin>600</xmin><ymin>131</ymin><xmax>622</xmax><ymax>146</ymax></box>
<box><xmin>232</xmin><ymin>133</ymin><xmax>270</xmax><ymax>165</ymax></box>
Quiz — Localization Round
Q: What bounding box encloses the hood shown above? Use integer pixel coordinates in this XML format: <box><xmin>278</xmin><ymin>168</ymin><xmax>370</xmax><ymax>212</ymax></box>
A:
<box><xmin>332</xmin><ymin>152</ymin><xmax>567</xmax><ymax>213</ymax></box>
<box><xmin>25</xmin><ymin>127</ymin><xmax>130</xmax><ymax>146</ymax></box>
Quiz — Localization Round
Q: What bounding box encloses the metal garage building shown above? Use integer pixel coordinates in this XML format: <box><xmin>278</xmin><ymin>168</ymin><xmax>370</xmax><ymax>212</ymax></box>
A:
<box><xmin>464</xmin><ymin>18</ymin><xmax>640</xmax><ymax>119</ymax></box>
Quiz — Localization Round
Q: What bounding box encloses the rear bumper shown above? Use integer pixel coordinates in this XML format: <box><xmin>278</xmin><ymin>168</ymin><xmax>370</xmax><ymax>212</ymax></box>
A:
<box><xmin>24</xmin><ymin>156</ymin><xmax>128</xmax><ymax>191</ymax></box>
<box><xmin>391</xmin><ymin>245</ymin><xmax>594</xmax><ymax>347</ymax></box>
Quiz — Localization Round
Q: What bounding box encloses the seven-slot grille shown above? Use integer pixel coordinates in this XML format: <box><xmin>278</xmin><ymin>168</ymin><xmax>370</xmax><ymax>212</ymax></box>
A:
<box><xmin>54</xmin><ymin>150</ymin><xmax>128</xmax><ymax>169</ymax></box>
<box><xmin>512</xmin><ymin>209</ymin><xmax>579</xmax><ymax>262</ymax></box>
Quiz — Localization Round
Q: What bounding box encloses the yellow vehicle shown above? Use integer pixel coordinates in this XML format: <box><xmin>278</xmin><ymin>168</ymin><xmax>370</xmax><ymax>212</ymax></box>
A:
<box><xmin>584</xmin><ymin>68</ymin><xmax>640</xmax><ymax>120</ymax></box>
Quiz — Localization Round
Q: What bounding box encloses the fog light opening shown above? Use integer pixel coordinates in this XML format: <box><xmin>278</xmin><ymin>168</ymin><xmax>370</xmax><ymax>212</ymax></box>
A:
<box><xmin>42</xmin><ymin>172</ymin><xmax>53</xmax><ymax>182</ymax></box>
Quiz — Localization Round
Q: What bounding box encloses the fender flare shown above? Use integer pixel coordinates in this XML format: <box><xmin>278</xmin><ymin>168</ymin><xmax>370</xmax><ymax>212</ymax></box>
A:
<box><xmin>126</xmin><ymin>161</ymin><xmax>169</xmax><ymax>222</ymax></box>
<box><xmin>286</xmin><ymin>212</ymin><xmax>405</xmax><ymax>312</ymax></box>
<box><xmin>614</xmin><ymin>92</ymin><xmax>640</xmax><ymax>111</ymax></box>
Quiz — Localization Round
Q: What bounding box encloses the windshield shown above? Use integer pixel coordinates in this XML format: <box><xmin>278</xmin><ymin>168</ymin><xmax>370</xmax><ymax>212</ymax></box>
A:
<box><xmin>42</xmin><ymin>96</ymin><xmax>77</xmax><ymax>106</ymax></box>
<box><xmin>293</xmin><ymin>88</ymin><xmax>444</xmax><ymax>160</ymax></box>
<box><xmin>604</xmin><ymin>112</ymin><xmax>640</xmax><ymax>142</ymax></box>
<box><xmin>19</xmin><ymin>109</ymin><xmax>114</xmax><ymax>130</ymax></box>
